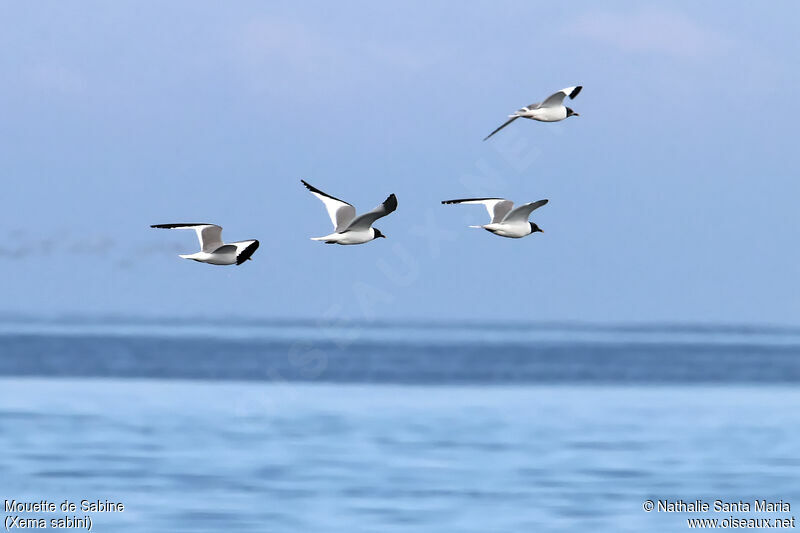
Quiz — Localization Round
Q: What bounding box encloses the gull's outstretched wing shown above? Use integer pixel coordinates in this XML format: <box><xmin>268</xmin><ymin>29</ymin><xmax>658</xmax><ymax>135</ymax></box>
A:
<box><xmin>441</xmin><ymin>198</ymin><xmax>514</xmax><ymax>223</ymax></box>
<box><xmin>344</xmin><ymin>194</ymin><xmax>398</xmax><ymax>231</ymax></box>
<box><xmin>150</xmin><ymin>223</ymin><xmax>223</xmax><ymax>252</ymax></box>
<box><xmin>501</xmin><ymin>199</ymin><xmax>549</xmax><ymax>223</ymax></box>
<box><xmin>302</xmin><ymin>180</ymin><xmax>356</xmax><ymax>232</ymax></box>
<box><xmin>538</xmin><ymin>86</ymin><xmax>582</xmax><ymax>109</ymax></box>
<box><xmin>483</xmin><ymin>116</ymin><xmax>519</xmax><ymax>141</ymax></box>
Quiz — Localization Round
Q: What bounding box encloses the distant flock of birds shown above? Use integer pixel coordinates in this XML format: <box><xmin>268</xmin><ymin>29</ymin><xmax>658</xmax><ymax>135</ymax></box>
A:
<box><xmin>152</xmin><ymin>86</ymin><xmax>583</xmax><ymax>265</ymax></box>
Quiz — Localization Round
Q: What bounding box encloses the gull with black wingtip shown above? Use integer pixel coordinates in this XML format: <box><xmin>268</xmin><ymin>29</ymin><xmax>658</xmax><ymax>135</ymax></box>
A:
<box><xmin>441</xmin><ymin>197</ymin><xmax>549</xmax><ymax>239</ymax></box>
<box><xmin>484</xmin><ymin>85</ymin><xmax>582</xmax><ymax>141</ymax></box>
<box><xmin>302</xmin><ymin>180</ymin><xmax>397</xmax><ymax>245</ymax></box>
<box><xmin>150</xmin><ymin>223</ymin><xmax>259</xmax><ymax>265</ymax></box>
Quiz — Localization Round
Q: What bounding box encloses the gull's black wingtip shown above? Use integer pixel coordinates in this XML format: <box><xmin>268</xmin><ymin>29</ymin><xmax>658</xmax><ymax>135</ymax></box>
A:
<box><xmin>301</xmin><ymin>179</ymin><xmax>322</xmax><ymax>194</ymax></box>
<box><xmin>236</xmin><ymin>240</ymin><xmax>260</xmax><ymax>265</ymax></box>
<box><xmin>442</xmin><ymin>198</ymin><xmax>503</xmax><ymax>205</ymax></box>
<box><xmin>150</xmin><ymin>223</ymin><xmax>210</xmax><ymax>229</ymax></box>
<box><xmin>569</xmin><ymin>86</ymin><xmax>582</xmax><ymax>99</ymax></box>
<box><xmin>302</xmin><ymin>179</ymin><xmax>353</xmax><ymax>206</ymax></box>
<box><xmin>385</xmin><ymin>193</ymin><xmax>398</xmax><ymax>211</ymax></box>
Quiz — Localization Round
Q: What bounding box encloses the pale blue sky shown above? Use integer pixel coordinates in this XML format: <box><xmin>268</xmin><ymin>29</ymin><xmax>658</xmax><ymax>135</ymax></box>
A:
<box><xmin>1</xmin><ymin>1</ymin><xmax>798</xmax><ymax>324</ymax></box>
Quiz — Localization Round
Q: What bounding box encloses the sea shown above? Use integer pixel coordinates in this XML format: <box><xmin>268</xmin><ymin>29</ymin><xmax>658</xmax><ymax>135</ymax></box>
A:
<box><xmin>1</xmin><ymin>318</ymin><xmax>800</xmax><ymax>532</ymax></box>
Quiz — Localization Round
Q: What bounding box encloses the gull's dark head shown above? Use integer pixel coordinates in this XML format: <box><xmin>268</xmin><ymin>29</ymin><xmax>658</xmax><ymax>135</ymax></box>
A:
<box><xmin>530</xmin><ymin>222</ymin><xmax>543</xmax><ymax>234</ymax></box>
<box><xmin>566</xmin><ymin>107</ymin><xmax>579</xmax><ymax>117</ymax></box>
<box><xmin>374</xmin><ymin>228</ymin><xmax>386</xmax><ymax>239</ymax></box>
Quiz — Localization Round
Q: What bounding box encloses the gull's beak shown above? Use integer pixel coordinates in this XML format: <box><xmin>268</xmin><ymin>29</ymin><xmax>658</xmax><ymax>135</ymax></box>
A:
<box><xmin>573</xmin><ymin>112</ymin><xmax>580</xmax><ymax>117</ymax></box>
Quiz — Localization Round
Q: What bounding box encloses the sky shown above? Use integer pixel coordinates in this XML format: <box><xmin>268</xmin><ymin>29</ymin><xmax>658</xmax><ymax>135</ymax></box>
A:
<box><xmin>0</xmin><ymin>0</ymin><xmax>798</xmax><ymax>325</ymax></box>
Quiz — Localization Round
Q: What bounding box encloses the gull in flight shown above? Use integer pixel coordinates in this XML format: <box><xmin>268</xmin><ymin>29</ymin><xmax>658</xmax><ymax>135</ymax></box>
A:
<box><xmin>484</xmin><ymin>85</ymin><xmax>582</xmax><ymax>141</ymax></box>
<box><xmin>150</xmin><ymin>223</ymin><xmax>259</xmax><ymax>265</ymax></box>
<box><xmin>441</xmin><ymin>197</ymin><xmax>549</xmax><ymax>239</ymax></box>
<box><xmin>302</xmin><ymin>180</ymin><xmax>397</xmax><ymax>245</ymax></box>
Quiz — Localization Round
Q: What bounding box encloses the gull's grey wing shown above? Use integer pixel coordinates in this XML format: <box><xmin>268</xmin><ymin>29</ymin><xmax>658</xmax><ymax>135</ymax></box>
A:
<box><xmin>483</xmin><ymin>116</ymin><xmax>519</xmax><ymax>141</ymax></box>
<box><xmin>501</xmin><ymin>199</ymin><xmax>549</xmax><ymax>223</ymax></box>
<box><xmin>441</xmin><ymin>198</ymin><xmax>514</xmax><ymax>223</ymax></box>
<box><xmin>539</xmin><ymin>86</ymin><xmax>582</xmax><ymax>109</ymax></box>
<box><xmin>151</xmin><ymin>223</ymin><xmax>224</xmax><ymax>252</ymax></box>
<box><xmin>302</xmin><ymin>180</ymin><xmax>356</xmax><ymax>232</ymax></box>
<box><xmin>344</xmin><ymin>194</ymin><xmax>398</xmax><ymax>231</ymax></box>
<box><xmin>213</xmin><ymin>244</ymin><xmax>237</xmax><ymax>254</ymax></box>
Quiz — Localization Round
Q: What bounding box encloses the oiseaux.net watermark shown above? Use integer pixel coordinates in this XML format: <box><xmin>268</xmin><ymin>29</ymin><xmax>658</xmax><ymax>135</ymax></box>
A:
<box><xmin>643</xmin><ymin>499</ymin><xmax>795</xmax><ymax>529</ymax></box>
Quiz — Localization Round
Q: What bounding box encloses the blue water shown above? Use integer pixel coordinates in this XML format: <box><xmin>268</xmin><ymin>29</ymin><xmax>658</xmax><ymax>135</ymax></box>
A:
<box><xmin>2</xmin><ymin>320</ymin><xmax>800</xmax><ymax>532</ymax></box>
